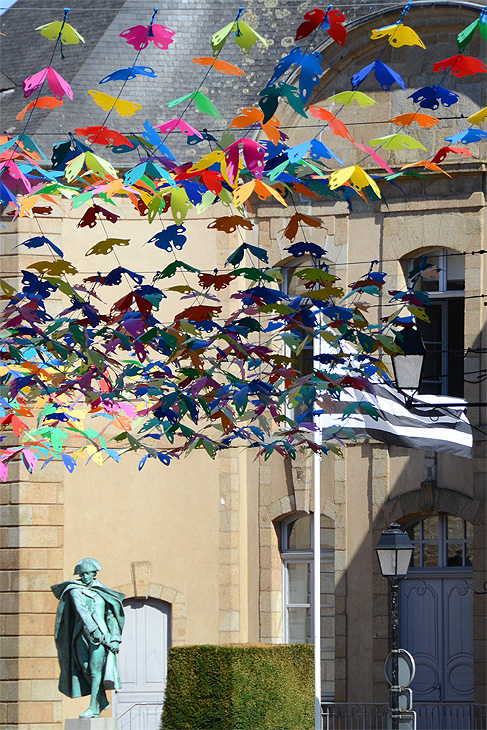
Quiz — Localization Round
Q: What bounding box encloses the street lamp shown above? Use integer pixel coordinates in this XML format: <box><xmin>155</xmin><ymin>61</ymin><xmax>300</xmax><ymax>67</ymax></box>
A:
<box><xmin>375</xmin><ymin>523</ymin><xmax>414</xmax><ymax>730</ymax></box>
<box><xmin>392</xmin><ymin>327</ymin><xmax>427</xmax><ymax>393</ymax></box>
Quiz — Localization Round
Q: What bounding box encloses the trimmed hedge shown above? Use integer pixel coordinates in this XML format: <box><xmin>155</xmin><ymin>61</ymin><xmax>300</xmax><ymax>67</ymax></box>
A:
<box><xmin>160</xmin><ymin>643</ymin><xmax>313</xmax><ymax>730</ymax></box>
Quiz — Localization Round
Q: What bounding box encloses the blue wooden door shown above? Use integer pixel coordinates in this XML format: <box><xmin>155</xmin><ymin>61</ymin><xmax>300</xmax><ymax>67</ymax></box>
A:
<box><xmin>400</xmin><ymin>576</ymin><xmax>473</xmax><ymax>702</ymax></box>
<box><xmin>113</xmin><ymin>598</ymin><xmax>170</xmax><ymax>730</ymax></box>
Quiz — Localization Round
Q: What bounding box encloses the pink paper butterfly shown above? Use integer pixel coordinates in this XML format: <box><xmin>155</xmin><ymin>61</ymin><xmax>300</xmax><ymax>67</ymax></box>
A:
<box><xmin>155</xmin><ymin>119</ymin><xmax>203</xmax><ymax>138</ymax></box>
<box><xmin>120</xmin><ymin>23</ymin><xmax>175</xmax><ymax>51</ymax></box>
<box><xmin>23</xmin><ymin>67</ymin><xmax>73</xmax><ymax>100</ymax></box>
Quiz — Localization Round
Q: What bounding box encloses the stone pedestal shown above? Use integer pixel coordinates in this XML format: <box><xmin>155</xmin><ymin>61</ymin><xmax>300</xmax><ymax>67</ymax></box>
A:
<box><xmin>65</xmin><ymin>719</ymin><xmax>119</xmax><ymax>730</ymax></box>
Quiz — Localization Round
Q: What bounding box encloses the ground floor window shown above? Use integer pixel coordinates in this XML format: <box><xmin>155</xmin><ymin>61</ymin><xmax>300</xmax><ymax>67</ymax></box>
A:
<box><xmin>280</xmin><ymin>513</ymin><xmax>335</xmax><ymax>699</ymax></box>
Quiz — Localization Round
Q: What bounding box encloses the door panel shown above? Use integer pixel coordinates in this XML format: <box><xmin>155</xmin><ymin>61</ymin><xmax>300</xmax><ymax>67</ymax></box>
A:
<box><xmin>444</xmin><ymin>579</ymin><xmax>473</xmax><ymax>702</ymax></box>
<box><xmin>114</xmin><ymin>598</ymin><xmax>170</xmax><ymax>730</ymax></box>
<box><xmin>401</xmin><ymin>579</ymin><xmax>442</xmax><ymax>700</ymax></box>
<box><xmin>400</xmin><ymin>575</ymin><xmax>473</xmax><ymax>706</ymax></box>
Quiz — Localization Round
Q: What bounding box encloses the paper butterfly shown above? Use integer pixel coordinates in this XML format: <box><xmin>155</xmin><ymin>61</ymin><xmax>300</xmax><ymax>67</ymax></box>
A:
<box><xmin>99</xmin><ymin>66</ymin><xmax>157</xmax><ymax>84</ymax></box>
<box><xmin>444</xmin><ymin>128</ymin><xmax>487</xmax><ymax>145</ymax></box>
<box><xmin>457</xmin><ymin>8</ymin><xmax>487</xmax><ymax>51</ymax></box>
<box><xmin>389</xmin><ymin>113</ymin><xmax>439</xmax><ymax>128</ymax></box>
<box><xmin>17</xmin><ymin>236</ymin><xmax>64</xmax><ymax>258</ymax></box>
<box><xmin>351</xmin><ymin>61</ymin><xmax>405</xmax><ymax>91</ymax></box>
<box><xmin>156</xmin><ymin>119</ymin><xmax>203</xmax><ymax>139</ymax></box>
<box><xmin>432</xmin><ymin>54</ymin><xmax>487</xmax><ymax>77</ymax></box>
<box><xmin>329</xmin><ymin>166</ymin><xmax>381</xmax><ymax>197</ymax></box>
<box><xmin>295</xmin><ymin>8</ymin><xmax>347</xmax><ymax>46</ymax></box>
<box><xmin>23</xmin><ymin>67</ymin><xmax>73</xmax><ymax>100</ymax></box>
<box><xmin>211</xmin><ymin>19</ymin><xmax>268</xmax><ymax>54</ymax></box>
<box><xmin>259</xmin><ymin>83</ymin><xmax>306</xmax><ymax>124</ymax></box>
<box><xmin>88</xmin><ymin>90</ymin><xmax>142</xmax><ymax>117</ymax></box>
<box><xmin>35</xmin><ymin>21</ymin><xmax>85</xmax><ymax>44</ymax></box>
<box><xmin>85</xmin><ymin>238</ymin><xmax>130</xmax><ymax>256</ymax></box>
<box><xmin>367</xmin><ymin>134</ymin><xmax>427</xmax><ymax>151</ymax></box>
<box><xmin>74</xmin><ymin>126</ymin><xmax>134</xmax><ymax>148</ymax></box>
<box><xmin>192</xmin><ymin>57</ymin><xmax>244</xmax><ymax>75</ymax></box>
<box><xmin>326</xmin><ymin>91</ymin><xmax>376</xmax><ymax>108</ymax></box>
<box><xmin>309</xmin><ymin>107</ymin><xmax>354</xmax><ymax>142</ymax></box>
<box><xmin>285</xmin><ymin>242</ymin><xmax>327</xmax><ymax>258</ymax></box>
<box><xmin>120</xmin><ymin>23</ymin><xmax>175</xmax><ymax>50</ymax></box>
<box><xmin>370</xmin><ymin>23</ymin><xmax>425</xmax><ymax>48</ymax></box>
<box><xmin>468</xmin><ymin>106</ymin><xmax>487</xmax><ymax>124</ymax></box>
<box><xmin>408</xmin><ymin>85</ymin><xmax>459</xmax><ymax>110</ymax></box>
<box><xmin>16</xmin><ymin>96</ymin><xmax>63</xmax><ymax>121</ymax></box>
<box><xmin>147</xmin><ymin>225</ymin><xmax>187</xmax><ymax>252</ymax></box>
<box><xmin>268</xmin><ymin>46</ymin><xmax>323</xmax><ymax>103</ymax></box>
<box><xmin>167</xmin><ymin>91</ymin><xmax>222</xmax><ymax>120</ymax></box>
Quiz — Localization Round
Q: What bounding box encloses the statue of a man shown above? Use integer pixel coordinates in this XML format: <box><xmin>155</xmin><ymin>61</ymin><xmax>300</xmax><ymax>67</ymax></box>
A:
<box><xmin>51</xmin><ymin>558</ymin><xmax>125</xmax><ymax>718</ymax></box>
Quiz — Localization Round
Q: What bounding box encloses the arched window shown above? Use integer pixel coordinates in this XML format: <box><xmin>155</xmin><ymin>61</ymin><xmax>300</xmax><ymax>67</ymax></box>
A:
<box><xmin>405</xmin><ymin>514</ymin><xmax>473</xmax><ymax>569</ymax></box>
<box><xmin>404</xmin><ymin>248</ymin><xmax>465</xmax><ymax>397</ymax></box>
<box><xmin>280</xmin><ymin>513</ymin><xmax>335</xmax><ymax>699</ymax></box>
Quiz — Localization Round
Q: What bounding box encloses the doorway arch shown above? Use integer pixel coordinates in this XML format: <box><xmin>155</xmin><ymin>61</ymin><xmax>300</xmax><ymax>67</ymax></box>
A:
<box><xmin>399</xmin><ymin>514</ymin><xmax>473</xmax><ymax>704</ymax></box>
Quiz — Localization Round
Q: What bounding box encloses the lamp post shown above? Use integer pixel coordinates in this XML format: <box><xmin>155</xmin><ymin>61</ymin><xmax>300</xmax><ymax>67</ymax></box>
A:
<box><xmin>392</xmin><ymin>327</ymin><xmax>427</xmax><ymax>394</ymax></box>
<box><xmin>375</xmin><ymin>523</ymin><xmax>414</xmax><ymax>730</ymax></box>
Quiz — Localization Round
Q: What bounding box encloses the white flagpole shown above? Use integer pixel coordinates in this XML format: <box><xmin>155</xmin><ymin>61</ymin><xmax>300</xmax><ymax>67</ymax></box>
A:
<box><xmin>313</xmin><ymin>316</ymin><xmax>322</xmax><ymax>730</ymax></box>
<box><xmin>313</xmin><ymin>436</ymin><xmax>321</xmax><ymax>730</ymax></box>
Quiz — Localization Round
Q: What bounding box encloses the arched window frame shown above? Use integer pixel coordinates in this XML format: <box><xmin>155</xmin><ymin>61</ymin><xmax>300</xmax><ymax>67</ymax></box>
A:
<box><xmin>404</xmin><ymin>513</ymin><xmax>473</xmax><ymax>571</ymax></box>
<box><xmin>405</xmin><ymin>247</ymin><xmax>465</xmax><ymax>397</ymax></box>
<box><xmin>279</xmin><ymin>513</ymin><xmax>335</xmax><ymax>700</ymax></box>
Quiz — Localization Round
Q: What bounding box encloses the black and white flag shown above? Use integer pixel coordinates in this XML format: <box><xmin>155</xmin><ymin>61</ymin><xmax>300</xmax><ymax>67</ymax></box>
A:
<box><xmin>319</xmin><ymin>382</ymin><xmax>472</xmax><ymax>459</ymax></box>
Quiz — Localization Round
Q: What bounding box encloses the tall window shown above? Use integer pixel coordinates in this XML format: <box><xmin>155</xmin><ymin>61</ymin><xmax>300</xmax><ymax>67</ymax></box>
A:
<box><xmin>406</xmin><ymin>248</ymin><xmax>465</xmax><ymax>397</ymax></box>
<box><xmin>280</xmin><ymin>513</ymin><xmax>335</xmax><ymax>699</ymax></box>
<box><xmin>405</xmin><ymin>514</ymin><xmax>473</xmax><ymax>569</ymax></box>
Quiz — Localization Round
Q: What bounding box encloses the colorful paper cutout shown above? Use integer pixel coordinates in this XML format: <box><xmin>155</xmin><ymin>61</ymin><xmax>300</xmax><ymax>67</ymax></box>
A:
<box><xmin>367</xmin><ymin>134</ymin><xmax>427</xmax><ymax>151</ymax></box>
<box><xmin>74</xmin><ymin>126</ymin><xmax>134</xmax><ymax>148</ymax></box>
<box><xmin>351</xmin><ymin>60</ymin><xmax>405</xmax><ymax>91</ymax></box>
<box><xmin>36</xmin><ymin>20</ymin><xmax>85</xmax><ymax>44</ymax></box>
<box><xmin>233</xmin><ymin>180</ymin><xmax>287</xmax><ymax>207</ymax></box>
<box><xmin>88</xmin><ymin>90</ymin><xmax>142</xmax><ymax>117</ymax></box>
<box><xmin>192</xmin><ymin>57</ymin><xmax>244</xmax><ymax>75</ymax></box>
<box><xmin>329</xmin><ymin>165</ymin><xmax>381</xmax><ymax>197</ymax></box>
<box><xmin>432</xmin><ymin>54</ymin><xmax>487</xmax><ymax>77</ymax></box>
<box><xmin>295</xmin><ymin>8</ymin><xmax>347</xmax><ymax>46</ymax></box>
<box><xmin>211</xmin><ymin>19</ymin><xmax>268</xmax><ymax>54</ymax></box>
<box><xmin>268</xmin><ymin>46</ymin><xmax>323</xmax><ymax>103</ymax></box>
<box><xmin>326</xmin><ymin>91</ymin><xmax>376</xmax><ymax>108</ymax></box>
<box><xmin>156</xmin><ymin>119</ymin><xmax>203</xmax><ymax>139</ymax></box>
<box><xmin>457</xmin><ymin>9</ymin><xmax>487</xmax><ymax>52</ymax></box>
<box><xmin>167</xmin><ymin>91</ymin><xmax>222</xmax><ymax>119</ymax></box>
<box><xmin>16</xmin><ymin>96</ymin><xmax>63</xmax><ymax>121</ymax></box>
<box><xmin>309</xmin><ymin>107</ymin><xmax>354</xmax><ymax>142</ymax></box>
<box><xmin>99</xmin><ymin>66</ymin><xmax>157</xmax><ymax>83</ymax></box>
<box><xmin>259</xmin><ymin>83</ymin><xmax>306</xmax><ymax>124</ymax></box>
<box><xmin>23</xmin><ymin>67</ymin><xmax>73</xmax><ymax>100</ymax></box>
<box><xmin>408</xmin><ymin>85</ymin><xmax>459</xmax><ymax>110</ymax></box>
<box><xmin>468</xmin><ymin>106</ymin><xmax>487</xmax><ymax>124</ymax></box>
<box><xmin>389</xmin><ymin>113</ymin><xmax>439</xmax><ymax>128</ymax></box>
<box><xmin>85</xmin><ymin>238</ymin><xmax>130</xmax><ymax>256</ymax></box>
<box><xmin>370</xmin><ymin>23</ymin><xmax>425</xmax><ymax>48</ymax></box>
<box><xmin>444</xmin><ymin>128</ymin><xmax>487</xmax><ymax>144</ymax></box>
<box><xmin>120</xmin><ymin>23</ymin><xmax>175</xmax><ymax>50</ymax></box>
<box><xmin>147</xmin><ymin>225</ymin><xmax>187</xmax><ymax>252</ymax></box>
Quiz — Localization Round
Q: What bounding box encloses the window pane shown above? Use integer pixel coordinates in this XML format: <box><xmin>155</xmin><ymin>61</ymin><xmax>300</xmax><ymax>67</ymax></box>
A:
<box><xmin>407</xmin><ymin>522</ymin><xmax>421</xmax><ymax>541</ymax></box>
<box><xmin>447</xmin><ymin>299</ymin><xmax>464</xmax><ymax>397</ymax></box>
<box><xmin>447</xmin><ymin>516</ymin><xmax>464</xmax><ymax>540</ymax></box>
<box><xmin>447</xmin><ymin>254</ymin><xmax>465</xmax><ymax>291</ymax></box>
<box><xmin>418</xmin><ymin>304</ymin><xmax>444</xmax><ymax>396</ymax></box>
<box><xmin>423</xmin><ymin>516</ymin><xmax>439</xmax><ymax>540</ymax></box>
<box><xmin>423</xmin><ymin>543</ymin><xmax>439</xmax><ymax>567</ymax></box>
<box><xmin>288</xmin><ymin>563</ymin><xmax>310</xmax><ymax>604</ymax></box>
<box><xmin>288</xmin><ymin>515</ymin><xmax>312</xmax><ymax>550</ymax></box>
<box><xmin>288</xmin><ymin>607</ymin><xmax>311</xmax><ymax>643</ymax></box>
<box><xmin>447</xmin><ymin>543</ymin><xmax>464</xmax><ymax>566</ymax></box>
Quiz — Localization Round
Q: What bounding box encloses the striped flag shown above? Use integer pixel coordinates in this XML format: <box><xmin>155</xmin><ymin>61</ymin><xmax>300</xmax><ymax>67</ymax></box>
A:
<box><xmin>319</xmin><ymin>382</ymin><xmax>472</xmax><ymax>459</ymax></box>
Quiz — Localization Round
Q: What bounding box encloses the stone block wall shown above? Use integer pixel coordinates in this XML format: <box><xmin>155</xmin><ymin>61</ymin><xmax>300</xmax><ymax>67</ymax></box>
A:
<box><xmin>0</xmin><ymin>457</ymin><xmax>65</xmax><ymax>730</ymax></box>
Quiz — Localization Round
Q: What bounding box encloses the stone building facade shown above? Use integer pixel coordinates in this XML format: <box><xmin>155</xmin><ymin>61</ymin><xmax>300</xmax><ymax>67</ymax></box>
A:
<box><xmin>0</xmin><ymin>0</ymin><xmax>486</xmax><ymax>728</ymax></box>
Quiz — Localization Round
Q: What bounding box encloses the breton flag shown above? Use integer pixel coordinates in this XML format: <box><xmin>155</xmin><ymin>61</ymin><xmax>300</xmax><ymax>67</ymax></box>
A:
<box><xmin>319</xmin><ymin>382</ymin><xmax>473</xmax><ymax>459</ymax></box>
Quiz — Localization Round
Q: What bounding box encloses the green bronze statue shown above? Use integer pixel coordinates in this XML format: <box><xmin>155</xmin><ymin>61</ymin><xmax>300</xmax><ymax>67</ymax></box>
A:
<box><xmin>51</xmin><ymin>558</ymin><xmax>125</xmax><ymax>718</ymax></box>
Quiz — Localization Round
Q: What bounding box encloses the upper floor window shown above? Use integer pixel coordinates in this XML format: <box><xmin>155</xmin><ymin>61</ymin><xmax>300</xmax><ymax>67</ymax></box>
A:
<box><xmin>280</xmin><ymin>513</ymin><xmax>335</xmax><ymax>699</ymax></box>
<box><xmin>404</xmin><ymin>248</ymin><xmax>465</xmax><ymax>397</ymax></box>
<box><xmin>405</xmin><ymin>514</ymin><xmax>473</xmax><ymax>569</ymax></box>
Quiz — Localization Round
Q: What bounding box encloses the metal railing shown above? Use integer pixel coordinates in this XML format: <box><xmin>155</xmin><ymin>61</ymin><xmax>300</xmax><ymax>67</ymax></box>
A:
<box><xmin>321</xmin><ymin>703</ymin><xmax>487</xmax><ymax>730</ymax></box>
<box><xmin>116</xmin><ymin>701</ymin><xmax>163</xmax><ymax>730</ymax></box>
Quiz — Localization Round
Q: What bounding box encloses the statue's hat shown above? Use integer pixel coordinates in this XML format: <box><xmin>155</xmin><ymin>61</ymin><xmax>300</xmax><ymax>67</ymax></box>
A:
<box><xmin>74</xmin><ymin>557</ymin><xmax>102</xmax><ymax>575</ymax></box>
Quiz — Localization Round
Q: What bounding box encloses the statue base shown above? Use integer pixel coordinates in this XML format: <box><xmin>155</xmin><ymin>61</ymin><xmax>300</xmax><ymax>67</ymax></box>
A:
<box><xmin>65</xmin><ymin>719</ymin><xmax>119</xmax><ymax>730</ymax></box>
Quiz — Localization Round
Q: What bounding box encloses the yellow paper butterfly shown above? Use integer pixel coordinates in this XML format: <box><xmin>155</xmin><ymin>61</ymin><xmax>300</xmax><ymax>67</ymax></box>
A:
<box><xmin>371</xmin><ymin>23</ymin><xmax>425</xmax><ymax>49</ymax></box>
<box><xmin>329</xmin><ymin>166</ymin><xmax>381</xmax><ymax>198</ymax></box>
<box><xmin>88</xmin><ymin>90</ymin><xmax>142</xmax><ymax>118</ymax></box>
<box><xmin>36</xmin><ymin>21</ymin><xmax>85</xmax><ymax>44</ymax></box>
<box><xmin>326</xmin><ymin>91</ymin><xmax>376</xmax><ymax>108</ymax></box>
<box><xmin>468</xmin><ymin>106</ymin><xmax>487</xmax><ymax>124</ymax></box>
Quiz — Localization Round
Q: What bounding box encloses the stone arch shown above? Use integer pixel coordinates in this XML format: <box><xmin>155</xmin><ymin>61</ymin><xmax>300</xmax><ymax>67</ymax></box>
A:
<box><xmin>112</xmin><ymin>562</ymin><xmax>186</xmax><ymax>646</ymax></box>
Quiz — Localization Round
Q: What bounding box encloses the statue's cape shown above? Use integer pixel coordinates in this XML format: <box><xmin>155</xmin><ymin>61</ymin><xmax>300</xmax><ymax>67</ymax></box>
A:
<box><xmin>50</xmin><ymin>579</ymin><xmax>125</xmax><ymax>704</ymax></box>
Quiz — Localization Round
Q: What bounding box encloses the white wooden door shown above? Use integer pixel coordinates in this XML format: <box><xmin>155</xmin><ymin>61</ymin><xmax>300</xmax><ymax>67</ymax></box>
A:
<box><xmin>114</xmin><ymin>598</ymin><xmax>170</xmax><ymax>730</ymax></box>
